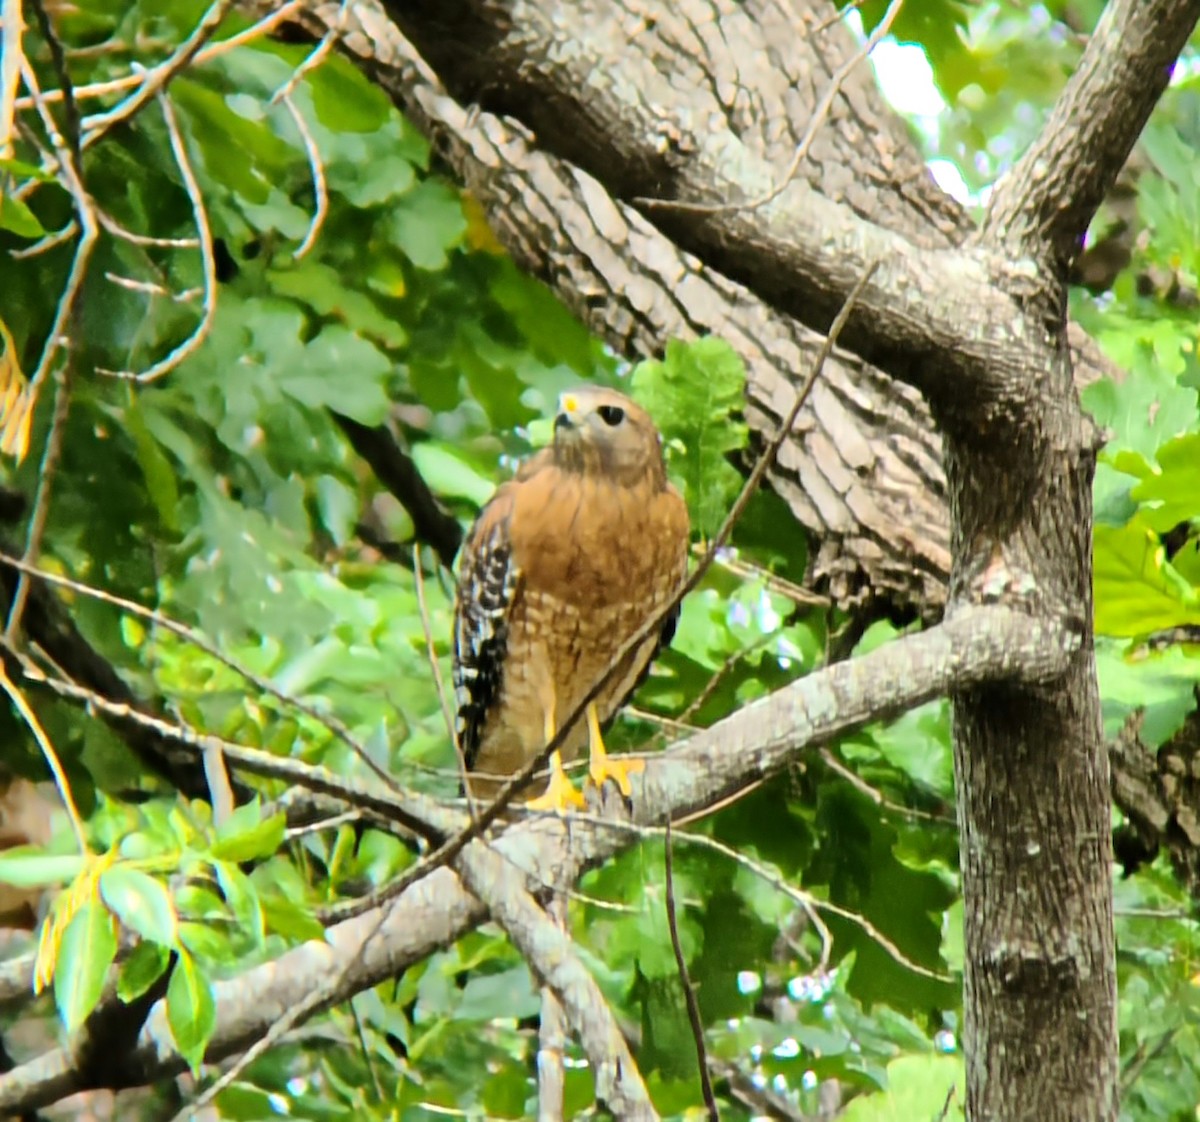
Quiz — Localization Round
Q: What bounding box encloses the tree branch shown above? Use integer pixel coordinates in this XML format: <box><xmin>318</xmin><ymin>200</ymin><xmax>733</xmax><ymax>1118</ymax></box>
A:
<box><xmin>375</xmin><ymin>0</ymin><xmax>1047</xmax><ymax>416</ymax></box>
<box><xmin>332</xmin><ymin>412</ymin><xmax>463</xmax><ymax>569</ymax></box>
<box><xmin>456</xmin><ymin>842</ymin><xmax>658</xmax><ymax>1119</ymax></box>
<box><xmin>0</xmin><ymin>605</ymin><xmax>1076</xmax><ymax>1115</ymax></box>
<box><xmin>984</xmin><ymin>0</ymin><xmax>1200</xmax><ymax>262</ymax></box>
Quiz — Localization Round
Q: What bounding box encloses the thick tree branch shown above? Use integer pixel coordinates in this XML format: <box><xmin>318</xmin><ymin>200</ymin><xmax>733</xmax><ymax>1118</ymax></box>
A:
<box><xmin>385</xmin><ymin>3</ymin><xmax>1037</xmax><ymax>413</ymax></box>
<box><xmin>984</xmin><ymin>0</ymin><xmax>1200</xmax><ymax>262</ymax></box>
<box><xmin>0</xmin><ymin>605</ymin><xmax>1076</xmax><ymax>1114</ymax></box>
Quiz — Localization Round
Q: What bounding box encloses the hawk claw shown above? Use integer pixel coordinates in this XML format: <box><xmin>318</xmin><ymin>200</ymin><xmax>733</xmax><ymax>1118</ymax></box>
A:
<box><xmin>588</xmin><ymin>754</ymin><xmax>645</xmax><ymax>798</ymax></box>
<box><xmin>528</xmin><ymin>751</ymin><xmax>586</xmax><ymax>813</ymax></box>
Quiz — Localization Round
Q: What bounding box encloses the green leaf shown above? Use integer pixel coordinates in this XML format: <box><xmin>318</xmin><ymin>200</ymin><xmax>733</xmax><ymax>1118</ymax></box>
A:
<box><xmin>380</xmin><ymin>179</ymin><xmax>467</xmax><ymax>270</ymax></box>
<box><xmin>1094</xmin><ymin>520</ymin><xmax>1200</xmax><ymax>637</ymax></box>
<box><xmin>117</xmin><ymin>939</ymin><xmax>171</xmax><ymax>1003</ymax></box>
<box><xmin>632</xmin><ymin>338</ymin><xmax>748</xmax><ymax>537</ymax></box>
<box><xmin>411</xmin><ymin>442</ymin><xmax>497</xmax><ymax>506</ymax></box>
<box><xmin>167</xmin><ymin>951</ymin><xmax>216</xmax><ymax>1075</ymax></box>
<box><xmin>100</xmin><ymin>866</ymin><xmax>178</xmax><ymax>946</ymax></box>
<box><xmin>0</xmin><ymin>194</ymin><xmax>47</xmax><ymax>238</ymax></box>
<box><xmin>54</xmin><ymin>899</ymin><xmax>118</xmax><ymax>1031</ymax></box>
<box><xmin>839</xmin><ymin>1054</ymin><xmax>964</xmax><ymax>1122</ymax></box>
<box><xmin>212</xmin><ymin>860</ymin><xmax>264</xmax><ymax>945</ymax></box>
<box><xmin>210</xmin><ymin>804</ymin><xmax>285</xmax><ymax>863</ymax></box>
<box><xmin>1128</xmin><ymin>433</ymin><xmax>1200</xmax><ymax>531</ymax></box>
<box><xmin>260</xmin><ymin>893</ymin><xmax>325</xmax><ymax>943</ymax></box>
<box><xmin>0</xmin><ymin>850</ymin><xmax>85</xmax><ymax>889</ymax></box>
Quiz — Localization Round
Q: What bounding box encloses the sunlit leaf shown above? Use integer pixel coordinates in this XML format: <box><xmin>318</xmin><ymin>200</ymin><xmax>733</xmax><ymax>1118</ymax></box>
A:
<box><xmin>54</xmin><ymin>900</ymin><xmax>117</xmax><ymax>1030</ymax></box>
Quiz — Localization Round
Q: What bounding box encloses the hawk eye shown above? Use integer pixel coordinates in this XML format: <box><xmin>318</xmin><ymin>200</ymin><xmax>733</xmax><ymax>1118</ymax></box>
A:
<box><xmin>597</xmin><ymin>404</ymin><xmax>625</xmax><ymax>427</ymax></box>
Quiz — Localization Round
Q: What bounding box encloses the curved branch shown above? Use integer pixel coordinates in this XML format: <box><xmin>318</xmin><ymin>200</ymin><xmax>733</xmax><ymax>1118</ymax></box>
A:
<box><xmin>0</xmin><ymin>605</ymin><xmax>1075</xmax><ymax>1115</ymax></box>
<box><xmin>984</xmin><ymin>0</ymin><xmax>1200</xmax><ymax>262</ymax></box>
<box><xmin>332</xmin><ymin>412</ymin><xmax>463</xmax><ymax>569</ymax></box>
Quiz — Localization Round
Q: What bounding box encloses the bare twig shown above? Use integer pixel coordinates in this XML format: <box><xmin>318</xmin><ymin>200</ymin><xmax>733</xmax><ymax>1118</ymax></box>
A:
<box><xmin>414</xmin><ymin>542</ymin><xmax>476</xmax><ymax>819</ymax></box>
<box><xmin>96</xmin><ymin>208</ymin><xmax>199</xmax><ymax>248</ymax></box>
<box><xmin>0</xmin><ymin>0</ymin><xmax>23</xmax><ymax>158</ymax></box>
<box><xmin>78</xmin><ymin>0</ymin><xmax>234</xmax><ymax>141</ymax></box>
<box><xmin>21</xmin><ymin>661</ymin><xmax>456</xmax><ymax>843</ymax></box>
<box><xmin>14</xmin><ymin>1</ymin><xmax>305</xmax><ymax>114</ymax></box>
<box><xmin>0</xmin><ymin>551</ymin><xmax>409</xmax><ymax>801</ymax></box>
<box><xmin>0</xmin><ymin>661</ymin><xmax>87</xmax><ymax>853</ymax></box>
<box><xmin>333</xmin><ymin>414</ymin><xmax>464</xmax><ymax>569</ymax></box>
<box><xmin>537</xmin><ymin>893</ymin><xmax>568</xmax><ymax>1122</ymax></box>
<box><xmin>270</xmin><ymin>0</ymin><xmax>345</xmax><ymax>105</ymax></box>
<box><xmin>818</xmin><ymin>747</ymin><xmax>954</xmax><ymax>825</ymax></box>
<box><xmin>167</xmin><ymin>978</ymin><xmax>339</xmax><ymax>1122</ymax></box>
<box><xmin>7</xmin><ymin>60</ymin><xmax>97</xmax><ymax>643</ymax></box>
<box><xmin>665</xmin><ymin>817</ymin><xmax>718</xmax><ymax>1120</ymax></box>
<box><xmin>281</xmin><ymin>93</ymin><xmax>328</xmax><ymax>258</ymax></box>
<box><xmin>98</xmin><ymin>91</ymin><xmax>217</xmax><ymax>383</ymax></box>
<box><xmin>680</xmin><ymin>634</ymin><xmax>775</xmax><ymax>727</ymax></box>
<box><xmin>636</xmin><ymin>0</ymin><xmax>904</xmax><ymax>216</ymax></box>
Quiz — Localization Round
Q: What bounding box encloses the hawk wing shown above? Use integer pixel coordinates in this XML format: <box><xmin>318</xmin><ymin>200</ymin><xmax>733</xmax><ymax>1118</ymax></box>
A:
<box><xmin>452</xmin><ymin>483</ymin><xmax>521</xmax><ymax>771</ymax></box>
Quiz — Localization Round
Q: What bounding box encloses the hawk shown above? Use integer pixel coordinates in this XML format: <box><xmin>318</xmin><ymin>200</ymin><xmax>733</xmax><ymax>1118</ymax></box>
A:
<box><xmin>453</xmin><ymin>387</ymin><xmax>690</xmax><ymax>810</ymax></box>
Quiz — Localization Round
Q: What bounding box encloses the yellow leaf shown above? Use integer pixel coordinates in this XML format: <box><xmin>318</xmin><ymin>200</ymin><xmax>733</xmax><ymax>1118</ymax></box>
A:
<box><xmin>461</xmin><ymin>192</ymin><xmax>506</xmax><ymax>256</ymax></box>
<box><xmin>0</xmin><ymin>317</ymin><xmax>33</xmax><ymax>462</ymax></box>
<box><xmin>32</xmin><ymin>849</ymin><xmax>119</xmax><ymax>994</ymax></box>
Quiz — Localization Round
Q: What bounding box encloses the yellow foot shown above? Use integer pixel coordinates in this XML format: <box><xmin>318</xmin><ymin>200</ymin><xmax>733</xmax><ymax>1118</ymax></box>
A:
<box><xmin>527</xmin><ymin>750</ymin><xmax>586</xmax><ymax>813</ymax></box>
<box><xmin>584</xmin><ymin>703</ymin><xmax>644</xmax><ymax>798</ymax></box>
<box><xmin>588</xmin><ymin>753</ymin><xmax>645</xmax><ymax>798</ymax></box>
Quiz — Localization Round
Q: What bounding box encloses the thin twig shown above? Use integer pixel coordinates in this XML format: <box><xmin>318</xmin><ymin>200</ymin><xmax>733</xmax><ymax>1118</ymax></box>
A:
<box><xmin>0</xmin><ymin>0</ymin><xmax>23</xmax><ymax>158</ymax></box>
<box><xmin>349</xmin><ymin>997</ymin><xmax>384</xmax><ymax>1104</ymax></box>
<box><xmin>537</xmin><ymin>893</ymin><xmax>568</xmax><ymax>1122</ymax></box>
<box><xmin>21</xmin><ymin>661</ymin><xmax>456</xmax><ymax>843</ymax></box>
<box><xmin>665</xmin><ymin>817</ymin><xmax>718</xmax><ymax>1120</ymax></box>
<box><xmin>28</xmin><ymin>0</ymin><xmax>80</xmax><ymax>166</ymax></box>
<box><xmin>414</xmin><ymin>542</ymin><xmax>476</xmax><ymax>819</ymax></box>
<box><xmin>167</xmin><ymin>979</ymin><xmax>338</xmax><ymax>1122</ymax></box>
<box><xmin>0</xmin><ymin>548</ymin><xmax>409</xmax><ymax>800</ymax></box>
<box><xmin>270</xmin><ymin>0</ymin><xmax>345</xmax><ymax>105</ymax></box>
<box><xmin>814</xmin><ymin>0</ymin><xmax>868</xmax><ymax>34</ymax></box>
<box><xmin>13</xmin><ymin>1</ymin><xmax>305</xmax><ymax>113</ymax></box>
<box><xmin>98</xmin><ymin>91</ymin><xmax>217</xmax><ymax>383</ymax></box>
<box><xmin>78</xmin><ymin>0</ymin><xmax>235</xmax><ymax>142</ymax></box>
<box><xmin>0</xmin><ymin>662</ymin><xmax>87</xmax><ymax>853</ymax></box>
<box><xmin>637</xmin><ymin>0</ymin><xmax>904</xmax><ymax>216</ymax></box>
<box><xmin>680</xmin><ymin>634</ymin><xmax>775</xmax><ymax>727</ymax></box>
<box><xmin>281</xmin><ymin>93</ymin><xmax>328</xmax><ymax>258</ymax></box>
<box><xmin>96</xmin><ymin>208</ymin><xmax>199</xmax><ymax>248</ymax></box>
<box><xmin>10</xmin><ymin>219</ymin><xmax>78</xmax><ymax>259</ymax></box>
<box><xmin>818</xmin><ymin>748</ymin><xmax>954</xmax><ymax>824</ymax></box>
<box><xmin>7</xmin><ymin>61</ymin><xmax>97</xmax><ymax>644</ymax></box>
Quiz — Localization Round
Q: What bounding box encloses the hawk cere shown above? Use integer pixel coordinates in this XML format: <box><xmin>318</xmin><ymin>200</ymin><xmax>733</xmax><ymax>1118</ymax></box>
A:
<box><xmin>452</xmin><ymin>387</ymin><xmax>690</xmax><ymax>810</ymax></box>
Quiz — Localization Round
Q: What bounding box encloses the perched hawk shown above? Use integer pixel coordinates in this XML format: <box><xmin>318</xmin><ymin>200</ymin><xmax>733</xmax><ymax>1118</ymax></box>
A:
<box><xmin>453</xmin><ymin>387</ymin><xmax>690</xmax><ymax>810</ymax></box>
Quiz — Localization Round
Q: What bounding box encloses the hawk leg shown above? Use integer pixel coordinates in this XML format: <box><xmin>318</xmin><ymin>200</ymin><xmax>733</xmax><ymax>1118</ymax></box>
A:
<box><xmin>527</xmin><ymin>704</ymin><xmax>586</xmax><ymax>812</ymax></box>
<box><xmin>586</xmin><ymin>703</ymin><xmax>644</xmax><ymax>797</ymax></box>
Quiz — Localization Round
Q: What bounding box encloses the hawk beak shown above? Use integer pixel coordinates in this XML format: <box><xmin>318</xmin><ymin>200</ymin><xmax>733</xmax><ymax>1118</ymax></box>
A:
<box><xmin>555</xmin><ymin>393</ymin><xmax>580</xmax><ymax>432</ymax></box>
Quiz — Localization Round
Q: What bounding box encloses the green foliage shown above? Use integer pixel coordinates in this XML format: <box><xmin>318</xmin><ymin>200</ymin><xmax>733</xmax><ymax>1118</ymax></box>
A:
<box><xmin>632</xmin><ymin>337</ymin><xmax>749</xmax><ymax>537</ymax></box>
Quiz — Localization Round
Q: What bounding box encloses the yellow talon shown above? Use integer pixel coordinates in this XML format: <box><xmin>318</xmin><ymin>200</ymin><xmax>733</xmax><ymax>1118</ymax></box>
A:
<box><xmin>527</xmin><ymin>705</ymin><xmax>585</xmax><ymax>813</ymax></box>
<box><xmin>586</xmin><ymin>703</ymin><xmax>644</xmax><ymax>797</ymax></box>
<box><xmin>528</xmin><ymin>750</ymin><xmax>586</xmax><ymax>812</ymax></box>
